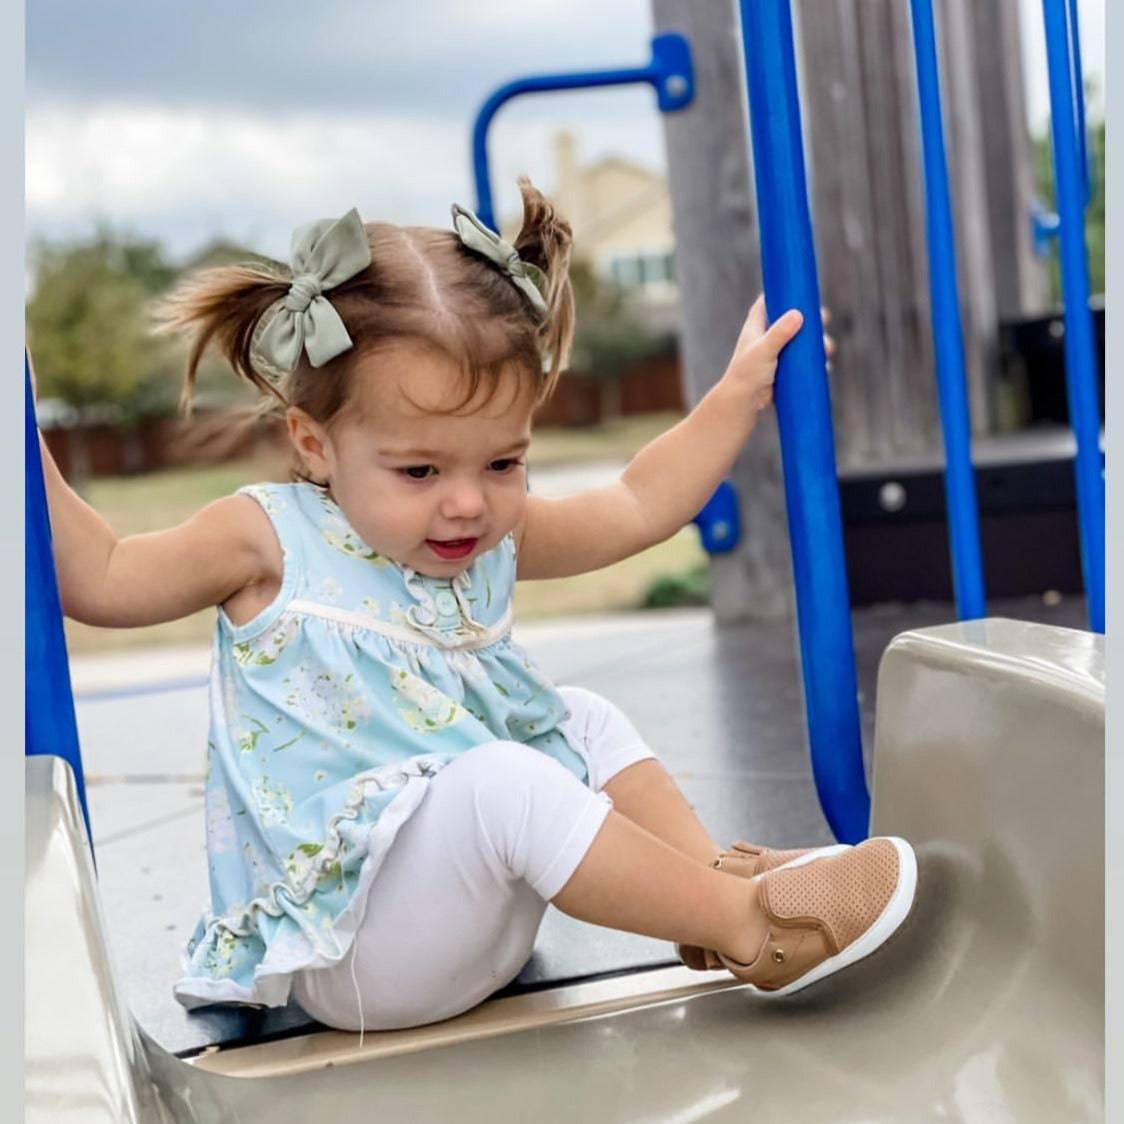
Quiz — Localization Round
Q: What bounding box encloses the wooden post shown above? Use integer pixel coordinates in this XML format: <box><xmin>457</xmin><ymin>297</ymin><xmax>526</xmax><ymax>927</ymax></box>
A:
<box><xmin>795</xmin><ymin>0</ymin><xmax>939</xmax><ymax>466</ymax></box>
<box><xmin>652</xmin><ymin>0</ymin><xmax>795</xmax><ymax>621</ymax></box>
<box><xmin>653</xmin><ymin>0</ymin><xmax>1043</xmax><ymax>618</ymax></box>
<box><xmin>797</xmin><ymin>0</ymin><xmax>956</xmax><ymax>465</ymax></box>
<box><xmin>936</xmin><ymin>0</ymin><xmax>1001</xmax><ymax>432</ymax></box>
<box><xmin>966</xmin><ymin>0</ymin><xmax>1051</xmax><ymax>319</ymax></box>
<box><xmin>796</xmin><ymin>0</ymin><xmax>1046</xmax><ymax>465</ymax></box>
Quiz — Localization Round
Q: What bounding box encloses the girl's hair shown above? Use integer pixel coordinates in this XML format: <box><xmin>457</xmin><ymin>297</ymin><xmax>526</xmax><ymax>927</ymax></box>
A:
<box><xmin>155</xmin><ymin>176</ymin><xmax>575</xmax><ymax>442</ymax></box>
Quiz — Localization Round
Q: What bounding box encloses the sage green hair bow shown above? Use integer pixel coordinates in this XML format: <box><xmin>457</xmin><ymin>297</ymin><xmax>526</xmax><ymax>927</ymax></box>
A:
<box><xmin>450</xmin><ymin>203</ymin><xmax>548</xmax><ymax>317</ymax></box>
<box><xmin>251</xmin><ymin>207</ymin><xmax>372</xmax><ymax>377</ymax></box>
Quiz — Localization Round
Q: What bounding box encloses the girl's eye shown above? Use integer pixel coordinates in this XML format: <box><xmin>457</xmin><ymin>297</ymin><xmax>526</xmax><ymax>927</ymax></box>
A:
<box><xmin>398</xmin><ymin>460</ymin><xmax>523</xmax><ymax>480</ymax></box>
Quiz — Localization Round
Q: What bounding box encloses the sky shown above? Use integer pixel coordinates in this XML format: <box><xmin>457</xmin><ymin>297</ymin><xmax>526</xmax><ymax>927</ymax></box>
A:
<box><xmin>25</xmin><ymin>0</ymin><xmax>1105</xmax><ymax>268</ymax></box>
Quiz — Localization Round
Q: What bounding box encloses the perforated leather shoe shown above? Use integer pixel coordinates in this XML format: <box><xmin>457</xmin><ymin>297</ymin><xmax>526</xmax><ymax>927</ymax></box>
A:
<box><xmin>719</xmin><ymin>835</ymin><xmax>917</xmax><ymax>996</ymax></box>
<box><xmin>677</xmin><ymin>841</ymin><xmax>850</xmax><ymax>970</ymax></box>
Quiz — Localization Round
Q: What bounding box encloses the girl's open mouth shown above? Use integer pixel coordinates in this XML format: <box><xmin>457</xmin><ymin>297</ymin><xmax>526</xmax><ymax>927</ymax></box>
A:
<box><xmin>427</xmin><ymin>538</ymin><xmax>478</xmax><ymax>560</ymax></box>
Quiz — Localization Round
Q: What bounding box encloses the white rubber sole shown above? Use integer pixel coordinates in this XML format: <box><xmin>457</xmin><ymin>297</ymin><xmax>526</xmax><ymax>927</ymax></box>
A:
<box><xmin>735</xmin><ymin>835</ymin><xmax>919</xmax><ymax>998</ymax></box>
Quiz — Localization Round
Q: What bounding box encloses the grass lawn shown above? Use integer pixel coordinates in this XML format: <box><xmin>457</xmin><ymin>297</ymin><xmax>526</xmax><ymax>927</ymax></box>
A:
<box><xmin>63</xmin><ymin>412</ymin><xmax>708</xmax><ymax>655</ymax></box>
<box><xmin>524</xmin><ymin>411</ymin><xmax>683</xmax><ymax>465</ymax></box>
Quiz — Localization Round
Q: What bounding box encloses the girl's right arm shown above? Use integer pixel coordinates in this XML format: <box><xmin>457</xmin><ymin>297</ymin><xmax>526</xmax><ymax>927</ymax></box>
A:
<box><xmin>39</xmin><ymin>431</ymin><xmax>280</xmax><ymax>628</ymax></box>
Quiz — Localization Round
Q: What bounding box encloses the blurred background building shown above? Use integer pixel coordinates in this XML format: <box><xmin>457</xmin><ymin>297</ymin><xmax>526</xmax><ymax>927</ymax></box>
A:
<box><xmin>548</xmin><ymin>129</ymin><xmax>678</xmax><ymax>337</ymax></box>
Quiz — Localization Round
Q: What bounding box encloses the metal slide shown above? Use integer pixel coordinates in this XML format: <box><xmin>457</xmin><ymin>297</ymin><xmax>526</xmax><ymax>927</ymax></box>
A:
<box><xmin>26</xmin><ymin>617</ymin><xmax>1103</xmax><ymax>1121</ymax></box>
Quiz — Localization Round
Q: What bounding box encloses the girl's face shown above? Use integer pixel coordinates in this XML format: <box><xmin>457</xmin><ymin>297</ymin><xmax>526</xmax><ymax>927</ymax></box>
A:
<box><xmin>288</xmin><ymin>345</ymin><xmax>535</xmax><ymax>579</ymax></box>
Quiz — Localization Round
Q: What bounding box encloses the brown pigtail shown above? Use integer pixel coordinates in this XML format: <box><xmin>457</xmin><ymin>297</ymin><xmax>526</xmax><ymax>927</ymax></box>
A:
<box><xmin>511</xmin><ymin>175</ymin><xmax>575</xmax><ymax>398</ymax></box>
<box><xmin>152</xmin><ymin>261</ymin><xmax>291</xmax><ymax>416</ymax></box>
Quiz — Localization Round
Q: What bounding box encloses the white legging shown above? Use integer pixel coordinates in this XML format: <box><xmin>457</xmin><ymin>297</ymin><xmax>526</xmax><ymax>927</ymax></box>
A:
<box><xmin>290</xmin><ymin>685</ymin><xmax>657</xmax><ymax>1034</ymax></box>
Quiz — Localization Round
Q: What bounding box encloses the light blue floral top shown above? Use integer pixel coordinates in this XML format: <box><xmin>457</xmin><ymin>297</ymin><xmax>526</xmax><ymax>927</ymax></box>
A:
<box><xmin>173</xmin><ymin>481</ymin><xmax>589</xmax><ymax>1011</ymax></box>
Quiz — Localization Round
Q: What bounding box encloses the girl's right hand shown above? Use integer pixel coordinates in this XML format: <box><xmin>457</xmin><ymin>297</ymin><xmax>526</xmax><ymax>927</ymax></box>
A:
<box><xmin>720</xmin><ymin>296</ymin><xmax>837</xmax><ymax>412</ymax></box>
<box><xmin>720</xmin><ymin>295</ymin><xmax>804</xmax><ymax>413</ymax></box>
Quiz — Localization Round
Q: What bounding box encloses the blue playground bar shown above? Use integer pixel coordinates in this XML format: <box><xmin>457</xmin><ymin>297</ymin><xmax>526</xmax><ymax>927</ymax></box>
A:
<box><xmin>736</xmin><ymin>0</ymin><xmax>870</xmax><ymax>843</ymax></box>
<box><xmin>1041</xmin><ymin>0</ymin><xmax>1104</xmax><ymax>633</ymax></box>
<box><xmin>25</xmin><ymin>359</ymin><xmax>93</xmax><ymax>854</ymax></box>
<box><xmin>472</xmin><ymin>34</ymin><xmax>693</xmax><ymax>232</ymax></box>
<box><xmin>907</xmin><ymin>0</ymin><xmax>987</xmax><ymax>622</ymax></box>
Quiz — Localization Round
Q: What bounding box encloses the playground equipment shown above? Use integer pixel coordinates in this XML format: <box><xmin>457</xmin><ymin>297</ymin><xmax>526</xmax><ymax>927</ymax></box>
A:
<box><xmin>26</xmin><ymin>1</ymin><xmax>1104</xmax><ymax>1119</ymax></box>
<box><xmin>25</xmin><ymin>363</ymin><xmax>89</xmax><ymax>846</ymax></box>
<box><xmin>470</xmin><ymin>0</ymin><xmax>1103</xmax><ymax>845</ymax></box>
<box><xmin>470</xmin><ymin>33</ymin><xmax>694</xmax><ymax>234</ymax></box>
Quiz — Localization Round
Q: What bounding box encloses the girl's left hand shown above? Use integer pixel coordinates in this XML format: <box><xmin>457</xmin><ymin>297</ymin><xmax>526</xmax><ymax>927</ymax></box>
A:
<box><xmin>721</xmin><ymin>295</ymin><xmax>836</xmax><ymax>412</ymax></box>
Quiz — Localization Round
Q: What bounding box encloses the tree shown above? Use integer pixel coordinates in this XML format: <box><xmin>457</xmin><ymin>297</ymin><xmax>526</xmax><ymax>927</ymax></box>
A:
<box><xmin>26</xmin><ymin>230</ymin><xmax>269</xmax><ymax>423</ymax></box>
<box><xmin>26</xmin><ymin>231</ymin><xmax>177</xmax><ymax>422</ymax></box>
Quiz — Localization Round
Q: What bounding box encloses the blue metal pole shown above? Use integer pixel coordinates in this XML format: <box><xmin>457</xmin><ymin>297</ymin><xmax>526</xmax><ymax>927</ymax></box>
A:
<box><xmin>1065</xmin><ymin>0</ymin><xmax>1091</xmax><ymax>204</ymax></box>
<box><xmin>25</xmin><ymin>357</ymin><xmax>94</xmax><ymax>853</ymax></box>
<box><xmin>907</xmin><ymin>0</ymin><xmax>986</xmax><ymax>621</ymax></box>
<box><xmin>472</xmin><ymin>33</ymin><xmax>693</xmax><ymax>231</ymax></box>
<box><xmin>1042</xmin><ymin>0</ymin><xmax>1105</xmax><ymax>632</ymax></box>
<box><xmin>737</xmin><ymin>0</ymin><xmax>869</xmax><ymax>843</ymax></box>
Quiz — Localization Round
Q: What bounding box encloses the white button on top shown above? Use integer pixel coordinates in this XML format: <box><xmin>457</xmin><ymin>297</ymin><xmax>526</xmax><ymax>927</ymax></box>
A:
<box><xmin>434</xmin><ymin>590</ymin><xmax>458</xmax><ymax>616</ymax></box>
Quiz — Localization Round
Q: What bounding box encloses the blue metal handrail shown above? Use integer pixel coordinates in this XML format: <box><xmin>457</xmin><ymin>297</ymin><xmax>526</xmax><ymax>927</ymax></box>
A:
<box><xmin>1042</xmin><ymin>0</ymin><xmax>1104</xmax><ymax>632</ymax></box>
<box><xmin>471</xmin><ymin>33</ymin><xmax>693</xmax><ymax>231</ymax></box>
<box><xmin>736</xmin><ymin>0</ymin><xmax>869</xmax><ymax>843</ymax></box>
<box><xmin>25</xmin><ymin>356</ymin><xmax>95</xmax><ymax>857</ymax></box>
<box><xmin>907</xmin><ymin>0</ymin><xmax>986</xmax><ymax>621</ymax></box>
<box><xmin>1030</xmin><ymin>0</ymin><xmax>1093</xmax><ymax>254</ymax></box>
<box><xmin>1065</xmin><ymin>0</ymin><xmax>1092</xmax><ymax>206</ymax></box>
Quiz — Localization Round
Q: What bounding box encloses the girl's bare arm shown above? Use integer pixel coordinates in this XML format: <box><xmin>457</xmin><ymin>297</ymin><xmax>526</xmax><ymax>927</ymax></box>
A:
<box><xmin>39</xmin><ymin>431</ymin><xmax>279</xmax><ymax>627</ymax></box>
<box><xmin>515</xmin><ymin>298</ymin><xmax>806</xmax><ymax>582</ymax></box>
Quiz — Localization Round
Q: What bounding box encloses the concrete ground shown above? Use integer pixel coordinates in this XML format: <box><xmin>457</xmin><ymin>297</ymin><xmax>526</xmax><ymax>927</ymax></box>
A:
<box><xmin>72</xmin><ymin>594</ymin><xmax>1087</xmax><ymax>1058</ymax></box>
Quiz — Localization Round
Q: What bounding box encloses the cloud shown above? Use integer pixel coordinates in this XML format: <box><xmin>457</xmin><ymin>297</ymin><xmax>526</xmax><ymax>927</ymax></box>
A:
<box><xmin>26</xmin><ymin>91</ymin><xmax>667</xmax><ymax>262</ymax></box>
<box><xmin>26</xmin><ymin>0</ymin><xmax>671</xmax><ymax>259</ymax></box>
<box><xmin>26</xmin><ymin>102</ymin><xmax>467</xmax><ymax>257</ymax></box>
<box><xmin>27</xmin><ymin>0</ymin><xmax>657</xmax><ymax>116</ymax></box>
<box><xmin>31</xmin><ymin>0</ymin><xmax>1103</xmax><ymax>271</ymax></box>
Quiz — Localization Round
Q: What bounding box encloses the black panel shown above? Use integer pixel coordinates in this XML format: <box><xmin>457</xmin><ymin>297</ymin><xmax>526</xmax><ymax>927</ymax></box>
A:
<box><xmin>839</xmin><ymin>437</ymin><xmax>1094</xmax><ymax>604</ymax></box>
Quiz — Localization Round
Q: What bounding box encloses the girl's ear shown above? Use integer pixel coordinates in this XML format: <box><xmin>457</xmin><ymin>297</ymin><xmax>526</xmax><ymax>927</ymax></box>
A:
<box><xmin>286</xmin><ymin>407</ymin><xmax>332</xmax><ymax>483</ymax></box>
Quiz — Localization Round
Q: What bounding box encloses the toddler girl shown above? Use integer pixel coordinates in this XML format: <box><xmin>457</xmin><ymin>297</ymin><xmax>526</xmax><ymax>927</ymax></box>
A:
<box><xmin>37</xmin><ymin>177</ymin><xmax>916</xmax><ymax>1039</ymax></box>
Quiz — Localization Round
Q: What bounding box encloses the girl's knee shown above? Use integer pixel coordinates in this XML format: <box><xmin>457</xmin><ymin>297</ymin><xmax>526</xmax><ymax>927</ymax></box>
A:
<box><xmin>557</xmin><ymin>684</ymin><xmax>641</xmax><ymax>738</ymax></box>
<box><xmin>455</xmin><ymin>739</ymin><xmax>571</xmax><ymax>785</ymax></box>
<box><xmin>555</xmin><ymin>685</ymin><xmax>658</xmax><ymax>789</ymax></box>
<box><xmin>443</xmin><ymin>740</ymin><xmax>605</xmax><ymax>885</ymax></box>
<box><xmin>443</xmin><ymin>742</ymin><xmax>583</xmax><ymax>829</ymax></box>
<box><xmin>556</xmin><ymin>683</ymin><xmax>607</xmax><ymax>713</ymax></box>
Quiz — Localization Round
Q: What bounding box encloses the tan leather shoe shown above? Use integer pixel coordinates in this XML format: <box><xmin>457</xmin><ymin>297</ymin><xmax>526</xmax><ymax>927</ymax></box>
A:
<box><xmin>719</xmin><ymin>836</ymin><xmax>917</xmax><ymax>996</ymax></box>
<box><xmin>677</xmin><ymin>841</ymin><xmax>850</xmax><ymax>970</ymax></box>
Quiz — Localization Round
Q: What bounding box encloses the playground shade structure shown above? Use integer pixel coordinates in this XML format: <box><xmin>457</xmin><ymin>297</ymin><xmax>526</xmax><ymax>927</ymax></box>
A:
<box><xmin>26</xmin><ymin>618</ymin><xmax>1104</xmax><ymax>1121</ymax></box>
